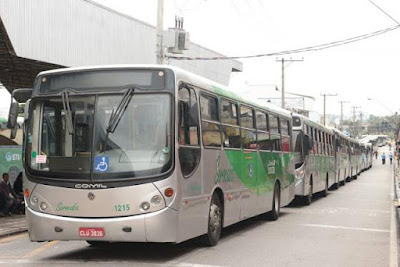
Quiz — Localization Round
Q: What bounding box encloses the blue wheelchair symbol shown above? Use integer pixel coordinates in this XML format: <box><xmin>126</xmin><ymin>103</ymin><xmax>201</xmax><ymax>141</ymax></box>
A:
<box><xmin>94</xmin><ymin>156</ymin><xmax>109</xmax><ymax>172</ymax></box>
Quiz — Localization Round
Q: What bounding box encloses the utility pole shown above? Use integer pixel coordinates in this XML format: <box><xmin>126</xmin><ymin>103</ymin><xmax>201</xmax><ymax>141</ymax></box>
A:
<box><xmin>156</xmin><ymin>0</ymin><xmax>164</xmax><ymax>65</ymax></box>
<box><xmin>276</xmin><ymin>57</ymin><xmax>304</xmax><ymax>109</ymax></box>
<box><xmin>338</xmin><ymin>100</ymin><xmax>350</xmax><ymax>129</ymax></box>
<box><xmin>351</xmin><ymin>106</ymin><xmax>360</xmax><ymax>137</ymax></box>
<box><xmin>320</xmin><ymin>93</ymin><xmax>337</xmax><ymax>126</ymax></box>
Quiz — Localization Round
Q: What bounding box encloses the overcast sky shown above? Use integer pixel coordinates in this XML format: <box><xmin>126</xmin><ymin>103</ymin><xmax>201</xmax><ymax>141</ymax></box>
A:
<box><xmin>2</xmin><ymin>0</ymin><xmax>399</xmax><ymax>121</ymax></box>
<box><xmin>91</xmin><ymin>0</ymin><xmax>400</xmax><ymax>120</ymax></box>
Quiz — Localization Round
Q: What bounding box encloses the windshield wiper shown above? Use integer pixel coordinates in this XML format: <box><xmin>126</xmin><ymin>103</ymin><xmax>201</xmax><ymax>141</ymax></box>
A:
<box><xmin>103</xmin><ymin>87</ymin><xmax>135</xmax><ymax>152</ymax></box>
<box><xmin>107</xmin><ymin>87</ymin><xmax>135</xmax><ymax>133</ymax></box>
<box><xmin>61</xmin><ymin>91</ymin><xmax>74</xmax><ymax>134</ymax></box>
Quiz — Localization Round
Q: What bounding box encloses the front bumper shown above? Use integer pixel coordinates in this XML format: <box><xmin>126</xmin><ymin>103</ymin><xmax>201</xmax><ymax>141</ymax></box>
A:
<box><xmin>295</xmin><ymin>178</ymin><xmax>306</xmax><ymax>196</ymax></box>
<box><xmin>27</xmin><ymin>206</ymin><xmax>178</xmax><ymax>243</ymax></box>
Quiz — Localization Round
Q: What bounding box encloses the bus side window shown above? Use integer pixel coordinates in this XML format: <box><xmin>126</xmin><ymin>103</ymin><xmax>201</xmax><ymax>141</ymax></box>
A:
<box><xmin>240</xmin><ymin>106</ymin><xmax>256</xmax><ymax>149</ymax></box>
<box><xmin>200</xmin><ymin>93</ymin><xmax>222</xmax><ymax>148</ymax></box>
<box><xmin>280</xmin><ymin>119</ymin><xmax>290</xmax><ymax>152</ymax></box>
<box><xmin>179</xmin><ymin>87</ymin><xmax>199</xmax><ymax>146</ymax></box>
<box><xmin>178</xmin><ymin>86</ymin><xmax>201</xmax><ymax>177</ymax></box>
<box><xmin>269</xmin><ymin>114</ymin><xmax>281</xmax><ymax>151</ymax></box>
<box><xmin>256</xmin><ymin>111</ymin><xmax>269</xmax><ymax>151</ymax></box>
<box><xmin>221</xmin><ymin>99</ymin><xmax>240</xmax><ymax>148</ymax></box>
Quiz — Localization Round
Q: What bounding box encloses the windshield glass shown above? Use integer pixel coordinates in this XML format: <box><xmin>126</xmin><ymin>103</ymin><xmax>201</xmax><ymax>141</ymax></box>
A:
<box><xmin>293</xmin><ymin>130</ymin><xmax>303</xmax><ymax>153</ymax></box>
<box><xmin>93</xmin><ymin>94</ymin><xmax>172</xmax><ymax>180</ymax></box>
<box><xmin>28</xmin><ymin>96</ymin><xmax>95</xmax><ymax>179</ymax></box>
<box><xmin>27</xmin><ymin>94</ymin><xmax>172</xmax><ymax>181</ymax></box>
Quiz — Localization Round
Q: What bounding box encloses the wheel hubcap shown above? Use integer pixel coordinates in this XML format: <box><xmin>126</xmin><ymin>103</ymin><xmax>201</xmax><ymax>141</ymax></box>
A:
<box><xmin>209</xmin><ymin>203</ymin><xmax>221</xmax><ymax>234</ymax></box>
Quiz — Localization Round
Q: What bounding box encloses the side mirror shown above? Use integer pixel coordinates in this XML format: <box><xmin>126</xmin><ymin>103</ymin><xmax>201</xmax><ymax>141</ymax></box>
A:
<box><xmin>10</xmin><ymin>126</ymin><xmax>17</xmax><ymax>140</ymax></box>
<box><xmin>24</xmin><ymin>99</ymin><xmax>31</xmax><ymax>121</ymax></box>
<box><xmin>7</xmin><ymin>102</ymin><xmax>19</xmax><ymax>129</ymax></box>
<box><xmin>7</xmin><ymin>88</ymin><xmax>32</xmax><ymax>129</ymax></box>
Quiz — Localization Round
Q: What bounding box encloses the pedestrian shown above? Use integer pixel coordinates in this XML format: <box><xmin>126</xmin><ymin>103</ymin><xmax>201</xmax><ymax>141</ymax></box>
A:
<box><xmin>13</xmin><ymin>172</ymin><xmax>23</xmax><ymax>199</ymax></box>
<box><xmin>374</xmin><ymin>150</ymin><xmax>378</xmax><ymax>159</ymax></box>
<box><xmin>0</xmin><ymin>173</ymin><xmax>20</xmax><ymax>216</ymax></box>
<box><xmin>381</xmin><ymin>152</ymin><xmax>386</xmax><ymax>165</ymax></box>
<box><xmin>389</xmin><ymin>152</ymin><xmax>393</xmax><ymax>165</ymax></box>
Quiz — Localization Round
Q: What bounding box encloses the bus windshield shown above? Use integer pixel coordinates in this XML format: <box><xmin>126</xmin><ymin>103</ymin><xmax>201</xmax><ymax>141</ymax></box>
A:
<box><xmin>27</xmin><ymin>93</ymin><xmax>172</xmax><ymax>181</ymax></box>
<box><xmin>292</xmin><ymin>130</ymin><xmax>303</xmax><ymax>153</ymax></box>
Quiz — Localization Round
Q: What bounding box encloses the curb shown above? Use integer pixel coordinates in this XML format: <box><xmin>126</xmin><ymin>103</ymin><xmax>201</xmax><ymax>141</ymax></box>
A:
<box><xmin>0</xmin><ymin>229</ymin><xmax>28</xmax><ymax>240</ymax></box>
<box><xmin>392</xmin><ymin>164</ymin><xmax>400</xmax><ymax>267</ymax></box>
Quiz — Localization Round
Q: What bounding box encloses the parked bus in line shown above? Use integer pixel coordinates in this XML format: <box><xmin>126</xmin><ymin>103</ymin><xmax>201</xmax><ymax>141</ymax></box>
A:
<box><xmin>10</xmin><ymin>65</ymin><xmax>296</xmax><ymax>246</ymax></box>
<box><xmin>359</xmin><ymin>142</ymin><xmax>373</xmax><ymax>172</ymax></box>
<box><xmin>348</xmin><ymin>137</ymin><xmax>362</xmax><ymax>181</ymax></box>
<box><xmin>292</xmin><ymin>114</ymin><xmax>336</xmax><ymax>205</ymax></box>
<box><xmin>331</xmin><ymin>128</ymin><xmax>350</xmax><ymax>187</ymax></box>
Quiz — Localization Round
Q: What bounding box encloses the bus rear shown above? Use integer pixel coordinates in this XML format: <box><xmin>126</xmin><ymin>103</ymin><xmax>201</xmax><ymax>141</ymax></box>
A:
<box><xmin>24</xmin><ymin>66</ymin><xmax>180</xmax><ymax>243</ymax></box>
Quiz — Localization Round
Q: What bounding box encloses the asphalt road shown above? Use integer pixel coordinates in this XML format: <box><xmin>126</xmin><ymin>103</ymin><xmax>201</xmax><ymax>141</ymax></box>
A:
<box><xmin>0</xmin><ymin>147</ymin><xmax>396</xmax><ymax>266</ymax></box>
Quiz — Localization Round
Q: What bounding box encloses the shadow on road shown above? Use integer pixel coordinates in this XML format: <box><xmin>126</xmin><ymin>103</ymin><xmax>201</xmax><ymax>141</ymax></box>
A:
<box><xmin>44</xmin><ymin>214</ymin><xmax>282</xmax><ymax>262</ymax></box>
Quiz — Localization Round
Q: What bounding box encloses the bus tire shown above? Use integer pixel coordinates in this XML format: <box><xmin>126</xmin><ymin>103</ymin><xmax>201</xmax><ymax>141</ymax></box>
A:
<box><xmin>333</xmin><ymin>179</ymin><xmax>340</xmax><ymax>190</ymax></box>
<box><xmin>333</xmin><ymin>171</ymin><xmax>340</xmax><ymax>190</ymax></box>
<box><xmin>341</xmin><ymin>171</ymin><xmax>346</xmax><ymax>186</ymax></box>
<box><xmin>303</xmin><ymin>178</ymin><xmax>313</xmax><ymax>206</ymax></box>
<box><xmin>201</xmin><ymin>193</ymin><xmax>222</xmax><ymax>247</ymax></box>
<box><xmin>321</xmin><ymin>177</ymin><xmax>328</xmax><ymax>197</ymax></box>
<box><xmin>267</xmin><ymin>183</ymin><xmax>281</xmax><ymax>221</ymax></box>
<box><xmin>346</xmin><ymin>169</ymin><xmax>352</xmax><ymax>182</ymax></box>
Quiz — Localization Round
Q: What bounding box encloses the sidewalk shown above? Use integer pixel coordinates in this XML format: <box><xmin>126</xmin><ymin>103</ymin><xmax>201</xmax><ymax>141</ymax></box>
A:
<box><xmin>0</xmin><ymin>214</ymin><xmax>27</xmax><ymax>238</ymax></box>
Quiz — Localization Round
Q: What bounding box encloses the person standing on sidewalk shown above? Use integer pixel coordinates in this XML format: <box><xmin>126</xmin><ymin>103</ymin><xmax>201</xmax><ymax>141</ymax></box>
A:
<box><xmin>0</xmin><ymin>173</ymin><xmax>20</xmax><ymax>216</ymax></box>
<box><xmin>389</xmin><ymin>152</ymin><xmax>393</xmax><ymax>165</ymax></box>
<box><xmin>381</xmin><ymin>152</ymin><xmax>386</xmax><ymax>165</ymax></box>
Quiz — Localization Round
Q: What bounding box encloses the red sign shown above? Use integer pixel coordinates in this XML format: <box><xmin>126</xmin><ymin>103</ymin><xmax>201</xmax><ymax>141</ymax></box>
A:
<box><xmin>79</xmin><ymin>227</ymin><xmax>105</xmax><ymax>238</ymax></box>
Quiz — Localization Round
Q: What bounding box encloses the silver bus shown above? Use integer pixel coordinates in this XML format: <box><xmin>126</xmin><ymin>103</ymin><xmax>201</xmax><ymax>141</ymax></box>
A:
<box><xmin>292</xmin><ymin>114</ymin><xmax>336</xmax><ymax>205</ymax></box>
<box><xmin>332</xmin><ymin>128</ymin><xmax>350</xmax><ymax>186</ymax></box>
<box><xmin>15</xmin><ymin>65</ymin><xmax>296</xmax><ymax>246</ymax></box>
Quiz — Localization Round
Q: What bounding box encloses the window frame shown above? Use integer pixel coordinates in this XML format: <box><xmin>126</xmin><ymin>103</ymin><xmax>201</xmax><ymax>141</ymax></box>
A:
<box><xmin>199</xmin><ymin>92</ymin><xmax>222</xmax><ymax>149</ymax></box>
<box><xmin>240</xmin><ymin>105</ymin><xmax>257</xmax><ymax>151</ymax></box>
<box><xmin>220</xmin><ymin>98</ymin><xmax>241</xmax><ymax>150</ymax></box>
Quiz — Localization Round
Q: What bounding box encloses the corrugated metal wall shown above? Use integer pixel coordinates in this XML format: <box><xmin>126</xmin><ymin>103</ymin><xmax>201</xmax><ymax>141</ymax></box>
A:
<box><xmin>0</xmin><ymin>0</ymin><xmax>242</xmax><ymax>86</ymax></box>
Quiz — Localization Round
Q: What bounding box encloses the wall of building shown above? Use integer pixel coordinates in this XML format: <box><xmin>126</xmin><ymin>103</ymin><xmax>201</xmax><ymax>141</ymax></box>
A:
<box><xmin>0</xmin><ymin>0</ymin><xmax>242</xmax><ymax>86</ymax></box>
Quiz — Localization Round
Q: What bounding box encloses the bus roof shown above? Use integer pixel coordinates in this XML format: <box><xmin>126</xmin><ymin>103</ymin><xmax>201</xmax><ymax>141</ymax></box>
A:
<box><xmin>292</xmin><ymin>113</ymin><xmax>333</xmax><ymax>134</ymax></box>
<box><xmin>37</xmin><ymin>64</ymin><xmax>293</xmax><ymax>118</ymax></box>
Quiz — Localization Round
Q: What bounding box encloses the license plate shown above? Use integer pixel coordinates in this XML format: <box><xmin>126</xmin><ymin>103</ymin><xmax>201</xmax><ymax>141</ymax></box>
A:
<box><xmin>79</xmin><ymin>227</ymin><xmax>105</xmax><ymax>238</ymax></box>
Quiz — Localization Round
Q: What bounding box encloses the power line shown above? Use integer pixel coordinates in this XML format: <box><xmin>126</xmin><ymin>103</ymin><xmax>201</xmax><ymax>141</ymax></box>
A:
<box><xmin>369</xmin><ymin>0</ymin><xmax>400</xmax><ymax>25</ymax></box>
<box><xmin>167</xmin><ymin>25</ymin><xmax>400</xmax><ymax>60</ymax></box>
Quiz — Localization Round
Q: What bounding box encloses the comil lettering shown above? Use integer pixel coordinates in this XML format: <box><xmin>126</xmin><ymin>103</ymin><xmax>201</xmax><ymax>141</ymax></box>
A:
<box><xmin>75</xmin><ymin>184</ymin><xmax>107</xmax><ymax>189</ymax></box>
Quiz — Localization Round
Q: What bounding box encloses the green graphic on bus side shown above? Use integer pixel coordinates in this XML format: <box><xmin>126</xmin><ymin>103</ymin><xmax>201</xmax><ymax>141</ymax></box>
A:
<box><xmin>221</xmin><ymin>150</ymin><xmax>295</xmax><ymax>196</ymax></box>
<box><xmin>214</xmin><ymin>155</ymin><xmax>235</xmax><ymax>184</ymax></box>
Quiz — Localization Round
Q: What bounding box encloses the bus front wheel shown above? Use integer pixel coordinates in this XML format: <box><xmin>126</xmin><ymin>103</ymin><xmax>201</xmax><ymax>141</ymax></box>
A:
<box><xmin>267</xmin><ymin>183</ymin><xmax>281</xmax><ymax>221</ymax></box>
<box><xmin>201</xmin><ymin>193</ymin><xmax>222</xmax><ymax>247</ymax></box>
<box><xmin>303</xmin><ymin>178</ymin><xmax>313</xmax><ymax>206</ymax></box>
<box><xmin>321</xmin><ymin>177</ymin><xmax>328</xmax><ymax>197</ymax></box>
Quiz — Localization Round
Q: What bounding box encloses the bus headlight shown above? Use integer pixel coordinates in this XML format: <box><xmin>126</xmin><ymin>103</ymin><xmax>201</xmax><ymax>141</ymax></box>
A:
<box><xmin>295</xmin><ymin>163</ymin><xmax>306</xmax><ymax>185</ymax></box>
<box><xmin>31</xmin><ymin>196</ymin><xmax>38</xmax><ymax>205</ymax></box>
<box><xmin>140</xmin><ymin>202</ymin><xmax>150</xmax><ymax>211</ymax></box>
<box><xmin>151</xmin><ymin>195</ymin><xmax>162</xmax><ymax>205</ymax></box>
<box><xmin>295</xmin><ymin>168</ymin><xmax>305</xmax><ymax>180</ymax></box>
<box><xmin>40</xmin><ymin>202</ymin><xmax>48</xmax><ymax>211</ymax></box>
